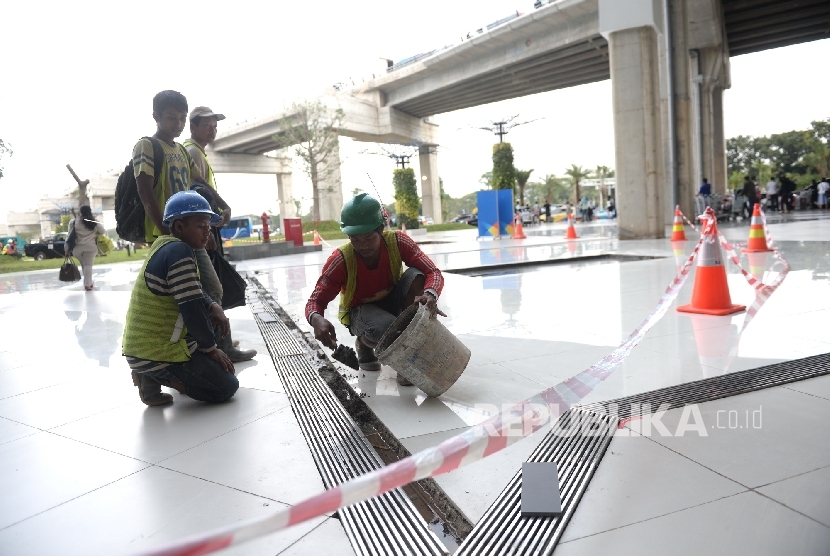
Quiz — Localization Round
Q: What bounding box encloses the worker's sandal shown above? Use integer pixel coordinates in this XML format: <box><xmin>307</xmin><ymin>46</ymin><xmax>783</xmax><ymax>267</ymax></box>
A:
<box><xmin>355</xmin><ymin>337</ymin><xmax>381</xmax><ymax>371</ymax></box>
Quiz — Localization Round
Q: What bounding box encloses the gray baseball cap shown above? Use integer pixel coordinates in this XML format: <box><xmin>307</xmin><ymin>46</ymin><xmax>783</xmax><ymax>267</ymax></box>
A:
<box><xmin>189</xmin><ymin>106</ymin><xmax>226</xmax><ymax>121</ymax></box>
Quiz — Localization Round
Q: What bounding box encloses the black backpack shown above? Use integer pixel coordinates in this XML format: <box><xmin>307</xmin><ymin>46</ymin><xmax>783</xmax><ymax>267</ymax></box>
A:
<box><xmin>114</xmin><ymin>137</ymin><xmax>163</xmax><ymax>242</ymax></box>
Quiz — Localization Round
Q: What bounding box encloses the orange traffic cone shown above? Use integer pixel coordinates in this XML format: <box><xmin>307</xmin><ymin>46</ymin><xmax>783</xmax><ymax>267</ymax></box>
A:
<box><xmin>512</xmin><ymin>216</ymin><xmax>527</xmax><ymax>239</ymax></box>
<box><xmin>744</xmin><ymin>204</ymin><xmax>772</xmax><ymax>252</ymax></box>
<box><xmin>313</xmin><ymin>230</ymin><xmax>321</xmax><ymax>246</ymax></box>
<box><xmin>565</xmin><ymin>213</ymin><xmax>579</xmax><ymax>239</ymax></box>
<box><xmin>678</xmin><ymin>209</ymin><xmax>745</xmax><ymax>316</ymax></box>
<box><xmin>670</xmin><ymin>206</ymin><xmax>687</xmax><ymax>241</ymax></box>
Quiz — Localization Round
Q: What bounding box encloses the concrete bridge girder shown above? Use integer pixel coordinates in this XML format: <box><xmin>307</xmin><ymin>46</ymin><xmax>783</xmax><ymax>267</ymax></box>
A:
<box><xmin>210</xmin><ymin>93</ymin><xmax>444</xmax><ymax>224</ymax></box>
<box><xmin>205</xmin><ymin>150</ymin><xmax>297</xmax><ymax>232</ymax></box>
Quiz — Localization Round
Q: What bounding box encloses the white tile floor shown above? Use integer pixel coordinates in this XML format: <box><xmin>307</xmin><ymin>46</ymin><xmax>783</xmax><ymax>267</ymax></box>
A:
<box><xmin>0</xmin><ymin>214</ymin><xmax>828</xmax><ymax>554</ymax></box>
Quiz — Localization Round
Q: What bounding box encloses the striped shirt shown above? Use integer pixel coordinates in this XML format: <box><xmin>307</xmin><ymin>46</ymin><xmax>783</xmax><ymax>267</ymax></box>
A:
<box><xmin>126</xmin><ymin>241</ymin><xmax>217</xmax><ymax>373</ymax></box>
<box><xmin>305</xmin><ymin>231</ymin><xmax>443</xmax><ymax>323</ymax></box>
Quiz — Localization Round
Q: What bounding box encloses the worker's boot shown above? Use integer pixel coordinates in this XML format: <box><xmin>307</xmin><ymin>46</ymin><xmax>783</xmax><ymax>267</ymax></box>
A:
<box><xmin>218</xmin><ymin>330</ymin><xmax>257</xmax><ymax>363</ymax></box>
<box><xmin>132</xmin><ymin>371</ymin><xmax>173</xmax><ymax>406</ymax></box>
<box><xmin>355</xmin><ymin>337</ymin><xmax>381</xmax><ymax>371</ymax></box>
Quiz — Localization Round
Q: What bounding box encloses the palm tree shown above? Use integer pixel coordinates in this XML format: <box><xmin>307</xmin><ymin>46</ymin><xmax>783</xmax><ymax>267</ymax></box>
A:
<box><xmin>515</xmin><ymin>169</ymin><xmax>534</xmax><ymax>205</ymax></box>
<box><xmin>565</xmin><ymin>164</ymin><xmax>590</xmax><ymax>206</ymax></box>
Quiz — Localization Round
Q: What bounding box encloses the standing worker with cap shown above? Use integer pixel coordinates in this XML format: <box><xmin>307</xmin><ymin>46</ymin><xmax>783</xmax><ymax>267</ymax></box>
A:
<box><xmin>305</xmin><ymin>193</ymin><xmax>445</xmax><ymax>384</ymax></box>
<box><xmin>122</xmin><ymin>191</ymin><xmax>239</xmax><ymax>406</ymax></box>
<box><xmin>184</xmin><ymin>106</ymin><xmax>256</xmax><ymax>363</ymax></box>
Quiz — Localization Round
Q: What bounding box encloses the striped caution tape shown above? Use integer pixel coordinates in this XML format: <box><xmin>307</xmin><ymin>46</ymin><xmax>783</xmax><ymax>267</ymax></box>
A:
<box><xmin>711</xmin><ymin>206</ymin><xmax>790</xmax><ymax>369</ymax></box>
<box><xmin>135</xmin><ymin>214</ymin><xmax>784</xmax><ymax>556</ymax></box>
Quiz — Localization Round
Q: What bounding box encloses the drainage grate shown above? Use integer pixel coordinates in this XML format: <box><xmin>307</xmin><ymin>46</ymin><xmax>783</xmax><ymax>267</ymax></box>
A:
<box><xmin>456</xmin><ymin>352</ymin><xmax>830</xmax><ymax>555</ymax></box>
<box><xmin>249</xmin><ymin>281</ymin><xmax>447</xmax><ymax>556</ymax></box>
<box><xmin>580</xmin><ymin>352</ymin><xmax>830</xmax><ymax>419</ymax></box>
<box><xmin>455</xmin><ymin>410</ymin><xmax>616</xmax><ymax>555</ymax></box>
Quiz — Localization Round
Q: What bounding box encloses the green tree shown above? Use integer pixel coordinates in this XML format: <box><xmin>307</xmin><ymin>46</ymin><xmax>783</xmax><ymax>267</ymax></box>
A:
<box><xmin>767</xmin><ymin>130</ymin><xmax>811</xmax><ymax>175</ymax></box>
<box><xmin>55</xmin><ymin>214</ymin><xmax>72</xmax><ymax>233</ymax></box>
<box><xmin>492</xmin><ymin>142</ymin><xmax>516</xmax><ymax>191</ymax></box>
<box><xmin>803</xmin><ymin>118</ymin><xmax>830</xmax><ymax>177</ymax></box>
<box><xmin>393</xmin><ymin>168</ymin><xmax>419</xmax><ymax>230</ymax></box>
<box><xmin>727</xmin><ymin>135</ymin><xmax>765</xmax><ymax>175</ymax></box>
<box><xmin>273</xmin><ymin>100</ymin><xmax>345</xmax><ymax>221</ymax></box>
<box><xmin>565</xmin><ymin>164</ymin><xmax>590</xmax><ymax>205</ymax></box>
<box><xmin>0</xmin><ymin>139</ymin><xmax>12</xmax><ymax>180</ymax></box>
<box><xmin>479</xmin><ymin>171</ymin><xmax>493</xmax><ymax>188</ymax></box>
<box><xmin>515</xmin><ymin>169</ymin><xmax>533</xmax><ymax>205</ymax></box>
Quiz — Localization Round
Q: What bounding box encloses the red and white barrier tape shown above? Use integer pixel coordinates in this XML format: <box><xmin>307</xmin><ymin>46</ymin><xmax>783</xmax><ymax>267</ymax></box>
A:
<box><xmin>135</xmin><ymin>213</ymin><xmax>789</xmax><ymax>556</ymax></box>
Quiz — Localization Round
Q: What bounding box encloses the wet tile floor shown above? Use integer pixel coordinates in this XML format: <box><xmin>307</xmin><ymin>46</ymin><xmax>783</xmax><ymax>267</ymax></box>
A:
<box><xmin>1</xmin><ymin>215</ymin><xmax>829</xmax><ymax>554</ymax></box>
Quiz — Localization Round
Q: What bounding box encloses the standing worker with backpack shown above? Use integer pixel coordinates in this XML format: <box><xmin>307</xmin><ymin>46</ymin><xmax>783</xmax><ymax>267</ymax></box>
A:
<box><xmin>184</xmin><ymin>106</ymin><xmax>256</xmax><ymax>362</ymax></box>
<box><xmin>129</xmin><ymin>91</ymin><xmax>223</xmax><ymax>245</ymax></box>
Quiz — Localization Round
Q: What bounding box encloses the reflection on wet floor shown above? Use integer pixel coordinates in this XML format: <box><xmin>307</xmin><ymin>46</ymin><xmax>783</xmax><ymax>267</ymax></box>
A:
<box><xmin>2</xmin><ymin>215</ymin><xmax>830</xmax><ymax>552</ymax></box>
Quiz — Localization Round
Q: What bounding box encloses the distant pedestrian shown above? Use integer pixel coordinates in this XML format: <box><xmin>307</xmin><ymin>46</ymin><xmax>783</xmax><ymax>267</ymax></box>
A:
<box><xmin>818</xmin><ymin>178</ymin><xmax>829</xmax><ymax>209</ymax></box>
<box><xmin>543</xmin><ymin>201</ymin><xmax>551</xmax><ymax>223</ymax></box>
<box><xmin>698</xmin><ymin>178</ymin><xmax>712</xmax><ymax>196</ymax></box>
<box><xmin>765</xmin><ymin>177</ymin><xmax>778</xmax><ymax>210</ymax></box>
<box><xmin>67</xmin><ymin>205</ymin><xmax>106</xmax><ymax>291</ymax></box>
<box><xmin>779</xmin><ymin>175</ymin><xmax>796</xmax><ymax>213</ymax></box>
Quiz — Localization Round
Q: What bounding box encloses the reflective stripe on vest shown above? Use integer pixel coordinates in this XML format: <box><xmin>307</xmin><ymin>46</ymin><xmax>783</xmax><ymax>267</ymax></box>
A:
<box><xmin>337</xmin><ymin>231</ymin><xmax>403</xmax><ymax>326</ymax></box>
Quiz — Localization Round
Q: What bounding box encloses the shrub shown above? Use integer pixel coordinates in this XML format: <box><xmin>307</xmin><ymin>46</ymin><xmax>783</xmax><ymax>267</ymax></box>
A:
<box><xmin>393</xmin><ymin>168</ymin><xmax>420</xmax><ymax>229</ymax></box>
<box><xmin>492</xmin><ymin>142</ymin><xmax>516</xmax><ymax>191</ymax></box>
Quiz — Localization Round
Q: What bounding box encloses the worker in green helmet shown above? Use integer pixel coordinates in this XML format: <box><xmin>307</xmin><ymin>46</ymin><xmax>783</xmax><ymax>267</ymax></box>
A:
<box><xmin>305</xmin><ymin>193</ymin><xmax>445</xmax><ymax>382</ymax></box>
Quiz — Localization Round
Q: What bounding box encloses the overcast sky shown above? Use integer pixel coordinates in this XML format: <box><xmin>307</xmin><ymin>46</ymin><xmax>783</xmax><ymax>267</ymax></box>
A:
<box><xmin>1</xmin><ymin>0</ymin><xmax>828</xmax><ymax>220</ymax></box>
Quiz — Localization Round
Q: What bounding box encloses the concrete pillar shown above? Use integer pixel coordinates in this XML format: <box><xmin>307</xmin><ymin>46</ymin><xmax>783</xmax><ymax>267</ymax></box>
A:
<box><xmin>608</xmin><ymin>26</ymin><xmax>665</xmax><ymax>239</ymax></box>
<box><xmin>711</xmin><ymin>85</ymin><xmax>727</xmax><ymax>195</ymax></box>
<box><xmin>317</xmin><ymin>136</ymin><xmax>344</xmax><ymax>222</ymax></box>
<box><xmin>276</xmin><ymin>172</ymin><xmax>296</xmax><ymax>234</ymax></box>
<box><xmin>418</xmin><ymin>145</ymin><xmax>443</xmax><ymax>224</ymax></box>
<box><xmin>669</xmin><ymin>0</ymin><xmax>697</xmax><ymax>221</ymax></box>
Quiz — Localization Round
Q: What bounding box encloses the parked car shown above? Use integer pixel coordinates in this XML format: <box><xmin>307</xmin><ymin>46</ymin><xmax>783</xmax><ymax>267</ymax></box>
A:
<box><xmin>24</xmin><ymin>232</ymin><xmax>68</xmax><ymax>260</ymax></box>
<box><xmin>451</xmin><ymin>214</ymin><xmax>474</xmax><ymax>224</ymax></box>
<box><xmin>517</xmin><ymin>206</ymin><xmax>539</xmax><ymax>226</ymax></box>
<box><xmin>418</xmin><ymin>215</ymin><xmax>434</xmax><ymax>226</ymax></box>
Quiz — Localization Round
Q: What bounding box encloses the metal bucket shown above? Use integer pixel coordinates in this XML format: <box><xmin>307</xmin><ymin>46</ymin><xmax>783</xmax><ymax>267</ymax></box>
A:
<box><xmin>375</xmin><ymin>303</ymin><xmax>471</xmax><ymax>397</ymax></box>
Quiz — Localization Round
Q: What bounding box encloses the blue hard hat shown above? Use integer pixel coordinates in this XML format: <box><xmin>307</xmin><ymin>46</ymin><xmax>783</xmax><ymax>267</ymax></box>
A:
<box><xmin>162</xmin><ymin>191</ymin><xmax>221</xmax><ymax>226</ymax></box>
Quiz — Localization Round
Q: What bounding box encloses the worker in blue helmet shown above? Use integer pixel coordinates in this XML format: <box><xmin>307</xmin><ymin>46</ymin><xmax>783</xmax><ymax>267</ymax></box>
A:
<box><xmin>122</xmin><ymin>191</ymin><xmax>239</xmax><ymax>406</ymax></box>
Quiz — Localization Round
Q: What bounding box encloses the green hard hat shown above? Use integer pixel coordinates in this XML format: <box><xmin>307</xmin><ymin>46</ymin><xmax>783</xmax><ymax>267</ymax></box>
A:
<box><xmin>340</xmin><ymin>193</ymin><xmax>384</xmax><ymax>235</ymax></box>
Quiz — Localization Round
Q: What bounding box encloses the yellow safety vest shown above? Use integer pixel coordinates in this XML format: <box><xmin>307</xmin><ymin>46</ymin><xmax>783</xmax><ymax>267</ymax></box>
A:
<box><xmin>337</xmin><ymin>231</ymin><xmax>402</xmax><ymax>326</ymax></box>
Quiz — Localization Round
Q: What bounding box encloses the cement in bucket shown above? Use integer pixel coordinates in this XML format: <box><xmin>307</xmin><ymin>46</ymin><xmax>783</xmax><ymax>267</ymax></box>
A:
<box><xmin>375</xmin><ymin>303</ymin><xmax>471</xmax><ymax>397</ymax></box>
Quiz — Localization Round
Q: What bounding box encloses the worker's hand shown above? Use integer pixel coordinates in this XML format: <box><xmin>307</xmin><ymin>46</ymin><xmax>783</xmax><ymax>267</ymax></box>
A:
<box><xmin>209</xmin><ymin>303</ymin><xmax>230</xmax><ymax>338</ymax></box>
<box><xmin>414</xmin><ymin>293</ymin><xmax>446</xmax><ymax>319</ymax></box>
<box><xmin>206</xmin><ymin>233</ymin><xmax>217</xmax><ymax>251</ymax></box>
<box><xmin>311</xmin><ymin>313</ymin><xmax>338</xmax><ymax>349</ymax></box>
<box><xmin>208</xmin><ymin>348</ymin><xmax>235</xmax><ymax>374</ymax></box>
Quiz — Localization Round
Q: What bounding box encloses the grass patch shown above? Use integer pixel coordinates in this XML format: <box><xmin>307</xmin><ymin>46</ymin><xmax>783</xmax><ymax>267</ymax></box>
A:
<box><xmin>425</xmin><ymin>223</ymin><xmax>475</xmax><ymax>232</ymax></box>
<box><xmin>0</xmin><ymin>249</ymin><xmax>148</xmax><ymax>274</ymax></box>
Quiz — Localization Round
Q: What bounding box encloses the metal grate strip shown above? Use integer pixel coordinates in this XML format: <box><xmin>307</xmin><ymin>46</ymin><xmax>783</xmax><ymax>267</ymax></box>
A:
<box><xmin>457</xmin><ymin>352</ymin><xmax>830</xmax><ymax>555</ymax></box>
<box><xmin>455</xmin><ymin>410</ymin><xmax>616</xmax><ymax>556</ymax></box>
<box><xmin>581</xmin><ymin>352</ymin><xmax>830</xmax><ymax>419</ymax></box>
<box><xmin>248</xmin><ymin>280</ymin><xmax>447</xmax><ymax>556</ymax></box>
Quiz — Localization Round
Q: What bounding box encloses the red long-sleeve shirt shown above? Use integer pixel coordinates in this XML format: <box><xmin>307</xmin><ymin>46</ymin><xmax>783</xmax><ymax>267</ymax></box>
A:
<box><xmin>305</xmin><ymin>231</ymin><xmax>443</xmax><ymax>323</ymax></box>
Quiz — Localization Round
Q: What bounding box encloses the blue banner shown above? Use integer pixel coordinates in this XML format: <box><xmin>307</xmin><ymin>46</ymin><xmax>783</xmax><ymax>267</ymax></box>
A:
<box><xmin>498</xmin><ymin>189</ymin><xmax>515</xmax><ymax>236</ymax></box>
<box><xmin>476</xmin><ymin>189</ymin><xmax>515</xmax><ymax>237</ymax></box>
<box><xmin>477</xmin><ymin>190</ymin><xmax>500</xmax><ymax>237</ymax></box>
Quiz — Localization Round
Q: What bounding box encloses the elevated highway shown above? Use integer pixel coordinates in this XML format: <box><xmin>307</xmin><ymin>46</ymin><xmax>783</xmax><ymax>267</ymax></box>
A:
<box><xmin>213</xmin><ymin>0</ymin><xmax>829</xmax><ymax>234</ymax></box>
